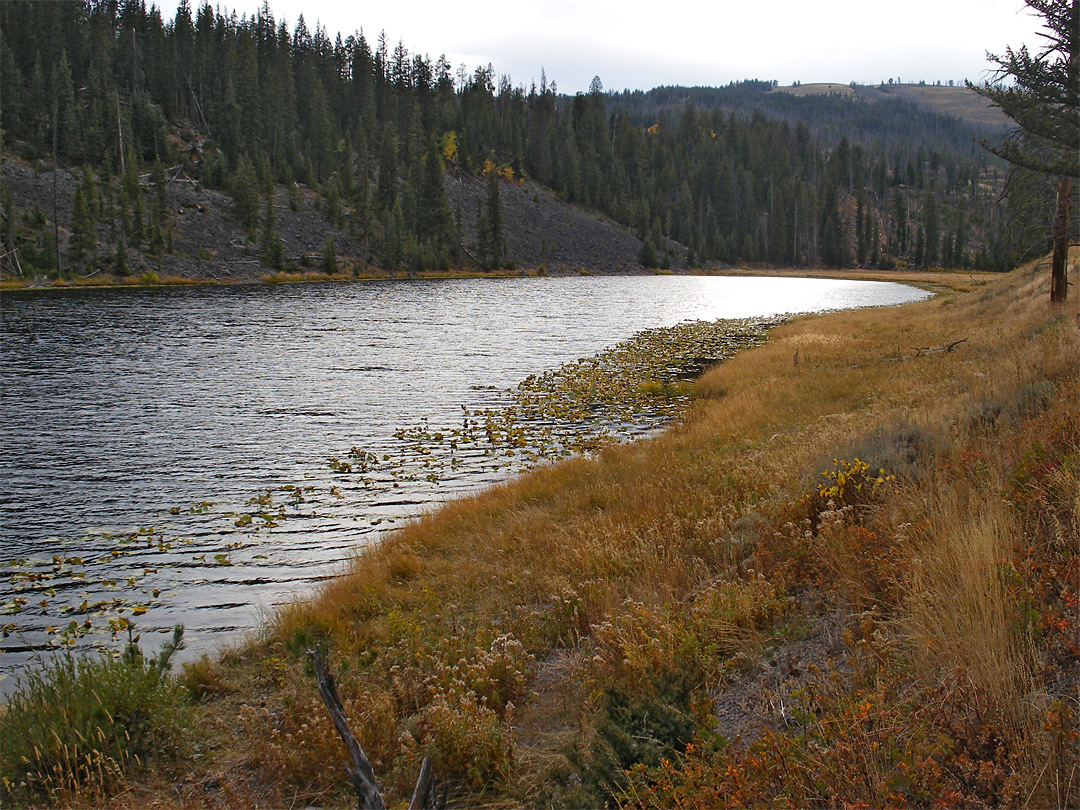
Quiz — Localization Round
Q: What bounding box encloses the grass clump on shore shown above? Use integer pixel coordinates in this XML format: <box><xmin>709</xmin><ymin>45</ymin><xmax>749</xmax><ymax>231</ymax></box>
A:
<box><xmin>0</xmin><ymin>627</ymin><xmax>191</xmax><ymax>808</ymax></box>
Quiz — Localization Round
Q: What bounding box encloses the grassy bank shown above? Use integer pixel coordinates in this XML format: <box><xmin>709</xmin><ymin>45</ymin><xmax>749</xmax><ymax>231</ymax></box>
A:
<box><xmin>0</xmin><ymin>265</ymin><xmax>563</xmax><ymax>291</ymax></box>
<box><xmin>2</xmin><ymin>261</ymin><xmax>1077</xmax><ymax>808</ymax></box>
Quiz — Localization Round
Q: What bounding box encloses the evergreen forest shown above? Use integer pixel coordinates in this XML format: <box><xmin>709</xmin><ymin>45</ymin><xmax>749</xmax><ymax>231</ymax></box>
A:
<box><xmin>0</xmin><ymin>0</ymin><xmax>1045</xmax><ymax>278</ymax></box>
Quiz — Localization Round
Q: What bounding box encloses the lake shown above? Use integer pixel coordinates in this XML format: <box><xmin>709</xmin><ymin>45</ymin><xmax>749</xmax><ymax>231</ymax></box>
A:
<box><xmin>0</xmin><ymin>275</ymin><xmax>930</xmax><ymax>684</ymax></box>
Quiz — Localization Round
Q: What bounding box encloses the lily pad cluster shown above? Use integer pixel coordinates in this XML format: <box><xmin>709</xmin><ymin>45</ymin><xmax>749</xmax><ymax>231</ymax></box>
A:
<box><xmin>365</xmin><ymin>317</ymin><xmax>782</xmax><ymax>485</ymax></box>
<box><xmin>0</xmin><ymin>486</ymin><xmax>346</xmax><ymax>661</ymax></box>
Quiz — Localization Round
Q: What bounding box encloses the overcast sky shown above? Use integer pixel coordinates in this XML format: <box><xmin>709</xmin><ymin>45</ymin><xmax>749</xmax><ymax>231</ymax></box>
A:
<box><xmin>162</xmin><ymin>0</ymin><xmax>1042</xmax><ymax>94</ymax></box>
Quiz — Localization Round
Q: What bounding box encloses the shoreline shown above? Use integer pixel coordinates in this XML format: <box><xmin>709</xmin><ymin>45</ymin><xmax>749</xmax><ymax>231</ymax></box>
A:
<box><xmin>0</xmin><ymin>303</ymin><xmax>787</xmax><ymax>692</ymax></box>
<box><xmin>0</xmin><ymin>265</ymin><xmax>995</xmax><ymax>295</ymax></box>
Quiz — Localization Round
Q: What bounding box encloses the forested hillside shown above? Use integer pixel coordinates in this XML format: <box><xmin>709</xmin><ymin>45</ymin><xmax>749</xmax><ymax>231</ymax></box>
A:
<box><xmin>0</xmin><ymin>0</ymin><xmax>1029</xmax><ymax>280</ymax></box>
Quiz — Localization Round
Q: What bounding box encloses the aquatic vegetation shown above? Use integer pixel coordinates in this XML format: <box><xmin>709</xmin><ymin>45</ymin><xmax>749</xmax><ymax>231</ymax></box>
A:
<box><xmin>327</xmin><ymin>318</ymin><xmax>782</xmax><ymax>504</ymax></box>
<box><xmin>0</xmin><ymin>485</ymin><xmax>333</xmax><ymax>662</ymax></box>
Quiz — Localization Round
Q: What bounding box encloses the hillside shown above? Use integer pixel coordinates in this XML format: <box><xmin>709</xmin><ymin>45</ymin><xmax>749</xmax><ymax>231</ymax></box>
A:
<box><xmin>774</xmin><ymin>82</ymin><xmax>1010</xmax><ymax>129</ymax></box>
<box><xmin>1</xmin><ymin>0</ymin><xmax>1024</xmax><ymax>289</ymax></box>
<box><xmin>1</xmin><ymin>155</ymin><xmax>667</xmax><ymax>285</ymax></box>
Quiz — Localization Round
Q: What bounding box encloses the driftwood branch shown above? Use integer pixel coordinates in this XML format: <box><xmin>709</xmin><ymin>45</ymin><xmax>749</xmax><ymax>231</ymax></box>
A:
<box><xmin>307</xmin><ymin>647</ymin><xmax>386</xmax><ymax>810</ymax></box>
<box><xmin>0</xmin><ymin>247</ymin><xmax>24</xmax><ymax>277</ymax></box>
<box><xmin>913</xmin><ymin>337</ymin><xmax>968</xmax><ymax>357</ymax></box>
<box><xmin>408</xmin><ymin>756</ymin><xmax>433</xmax><ymax>810</ymax></box>
<box><xmin>459</xmin><ymin>242</ymin><xmax>482</xmax><ymax>266</ymax></box>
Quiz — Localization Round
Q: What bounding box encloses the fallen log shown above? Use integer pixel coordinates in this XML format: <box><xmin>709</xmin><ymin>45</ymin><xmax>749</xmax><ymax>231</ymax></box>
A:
<box><xmin>913</xmin><ymin>337</ymin><xmax>968</xmax><ymax>357</ymax></box>
<box><xmin>459</xmin><ymin>242</ymin><xmax>482</xmax><ymax>266</ymax></box>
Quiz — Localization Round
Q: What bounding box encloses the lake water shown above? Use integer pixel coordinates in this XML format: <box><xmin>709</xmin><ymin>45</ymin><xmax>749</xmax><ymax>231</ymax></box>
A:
<box><xmin>0</xmin><ymin>275</ymin><xmax>930</xmax><ymax>684</ymax></box>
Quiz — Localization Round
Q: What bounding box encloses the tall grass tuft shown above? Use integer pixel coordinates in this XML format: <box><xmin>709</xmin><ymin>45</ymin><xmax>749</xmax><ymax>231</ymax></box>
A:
<box><xmin>1</xmin><ymin>627</ymin><xmax>192</xmax><ymax>807</ymax></box>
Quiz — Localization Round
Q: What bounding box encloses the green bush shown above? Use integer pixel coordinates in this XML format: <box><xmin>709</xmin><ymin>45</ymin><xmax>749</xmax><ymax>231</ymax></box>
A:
<box><xmin>1</xmin><ymin>627</ymin><xmax>192</xmax><ymax>806</ymax></box>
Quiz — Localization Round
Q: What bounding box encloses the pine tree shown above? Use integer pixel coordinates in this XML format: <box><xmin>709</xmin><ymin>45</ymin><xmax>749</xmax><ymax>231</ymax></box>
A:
<box><xmin>308</xmin><ymin>81</ymin><xmax>335</xmax><ymax>183</ymax></box>
<box><xmin>70</xmin><ymin>183</ymin><xmax>92</xmax><ymax>264</ymax></box>
<box><xmin>819</xmin><ymin>183</ymin><xmax>846</xmax><ymax>268</ymax></box>
<box><xmin>415</xmin><ymin>138</ymin><xmax>453</xmax><ymax>245</ymax></box>
<box><xmin>53</xmin><ymin>50</ymin><xmax>77</xmax><ymax>157</ymax></box>
<box><xmin>230</xmin><ymin>155</ymin><xmax>260</xmax><ymax>233</ymax></box>
<box><xmin>921</xmin><ymin>193</ymin><xmax>940</xmax><ymax>267</ymax></box>
<box><xmin>376</xmin><ymin>125</ymin><xmax>399</xmax><ymax>213</ymax></box>
<box><xmin>260</xmin><ymin>197</ymin><xmax>284</xmax><ymax>269</ymax></box>
<box><xmin>970</xmin><ymin>0</ymin><xmax>1078</xmax><ymax>301</ymax></box>
<box><xmin>114</xmin><ymin>231</ymin><xmax>128</xmax><ymax>276</ymax></box>
<box><xmin>321</xmin><ymin>236</ymin><xmax>337</xmax><ymax>274</ymax></box>
<box><xmin>638</xmin><ymin>239</ymin><xmax>658</xmax><ymax>268</ymax></box>
<box><xmin>481</xmin><ymin>166</ymin><xmax>505</xmax><ymax>269</ymax></box>
<box><xmin>383</xmin><ymin>198</ymin><xmax>406</xmax><ymax>270</ymax></box>
<box><xmin>855</xmin><ymin>191</ymin><xmax>868</xmax><ymax>265</ymax></box>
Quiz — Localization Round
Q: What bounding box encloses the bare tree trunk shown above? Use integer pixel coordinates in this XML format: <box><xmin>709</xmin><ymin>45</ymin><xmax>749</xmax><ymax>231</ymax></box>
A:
<box><xmin>307</xmin><ymin>648</ymin><xmax>386</xmax><ymax>810</ymax></box>
<box><xmin>1050</xmin><ymin>174</ymin><xmax>1071</xmax><ymax>303</ymax></box>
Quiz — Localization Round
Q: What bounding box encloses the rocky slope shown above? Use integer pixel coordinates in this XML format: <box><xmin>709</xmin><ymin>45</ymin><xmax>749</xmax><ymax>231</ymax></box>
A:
<box><xmin>2</xmin><ymin>156</ymin><xmax>686</xmax><ymax>284</ymax></box>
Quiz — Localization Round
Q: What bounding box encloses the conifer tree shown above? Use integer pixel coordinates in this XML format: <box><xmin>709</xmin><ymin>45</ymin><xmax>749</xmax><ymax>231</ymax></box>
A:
<box><xmin>308</xmin><ymin>81</ymin><xmax>335</xmax><ymax>183</ymax></box>
<box><xmin>921</xmin><ymin>192</ymin><xmax>940</xmax><ymax>267</ymax></box>
<box><xmin>855</xmin><ymin>192</ymin><xmax>866</xmax><ymax>265</ymax></box>
<box><xmin>321</xmin><ymin>236</ymin><xmax>337</xmax><ymax>274</ymax></box>
<box><xmin>148</xmin><ymin>159</ymin><xmax>169</xmax><ymax>255</ymax></box>
<box><xmin>415</xmin><ymin>138</ymin><xmax>453</xmax><ymax>245</ymax></box>
<box><xmin>487</xmin><ymin>169</ymin><xmax>505</xmax><ymax>262</ymax></box>
<box><xmin>970</xmin><ymin>0</ymin><xmax>1078</xmax><ymax>301</ymax></box>
<box><xmin>114</xmin><ymin>231</ymin><xmax>128</xmax><ymax>276</ymax></box>
<box><xmin>383</xmin><ymin>198</ymin><xmax>406</xmax><ymax>269</ymax></box>
<box><xmin>914</xmin><ymin>226</ymin><xmax>926</xmax><ymax>268</ymax></box>
<box><xmin>53</xmin><ymin>50</ymin><xmax>77</xmax><ymax>157</ymax></box>
<box><xmin>260</xmin><ymin>197</ymin><xmax>284</xmax><ymax>269</ymax></box>
<box><xmin>638</xmin><ymin>238</ymin><xmax>658</xmax><ymax>268</ymax></box>
<box><xmin>376</xmin><ymin>125</ymin><xmax>399</xmax><ymax>213</ymax></box>
<box><xmin>478</xmin><ymin>166</ymin><xmax>505</xmax><ymax>269</ymax></box>
<box><xmin>230</xmin><ymin>155</ymin><xmax>260</xmax><ymax>233</ymax></box>
<box><xmin>70</xmin><ymin>183</ymin><xmax>92</xmax><ymax>264</ymax></box>
<box><xmin>819</xmin><ymin>183</ymin><xmax>846</xmax><ymax>268</ymax></box>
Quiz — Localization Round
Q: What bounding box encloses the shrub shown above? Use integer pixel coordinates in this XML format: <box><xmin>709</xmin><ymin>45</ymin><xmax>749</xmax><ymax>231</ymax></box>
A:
<box><xmin>840</xmin><ymin>421</ymin><xmax>937</xmax><ymax>484</ymax></box>
<box><xmin>576</xmin><ymin>601</ymin><xmax>710</xmax><ymax>803</ymax></box>
<box><xmin>406</xmin><ymin>690</ymin><xmax>514</xmax><ymax>791</ymax></box>
<box><xmin>0</xmin><ymin>628</ymin><xmax>192</xmax><ymax>806</ymax></box>
<box><xmin>802</xmin><ymin>457</ymin><xmax>894</xmax><ymax>533</ymax></box>
<box><xmin>577</xmin><ymin>668</ymin><xmax>699</xmax><ymax>805</ymax></box>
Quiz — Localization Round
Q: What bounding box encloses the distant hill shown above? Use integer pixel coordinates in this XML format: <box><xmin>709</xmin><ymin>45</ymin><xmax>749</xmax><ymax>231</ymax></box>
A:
<box><xmin>774</xmin><ymin>83</ymin><xmax>1009</xmax><ymax>130</ymax></box>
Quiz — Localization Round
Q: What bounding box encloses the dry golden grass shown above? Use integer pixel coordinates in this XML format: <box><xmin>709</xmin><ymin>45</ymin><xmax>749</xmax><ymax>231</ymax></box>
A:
<box><xmin>68</xmin><ymin>255</ymin><xmax>1075</xmax><ymax>808</ymax></box>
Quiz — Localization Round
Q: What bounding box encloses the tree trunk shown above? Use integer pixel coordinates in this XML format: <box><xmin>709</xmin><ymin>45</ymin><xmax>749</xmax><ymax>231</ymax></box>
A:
<box><xmin>1050</xmin><ymin>174</ymin><xmax>1071</xmax><ymax>303</ymax></box>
